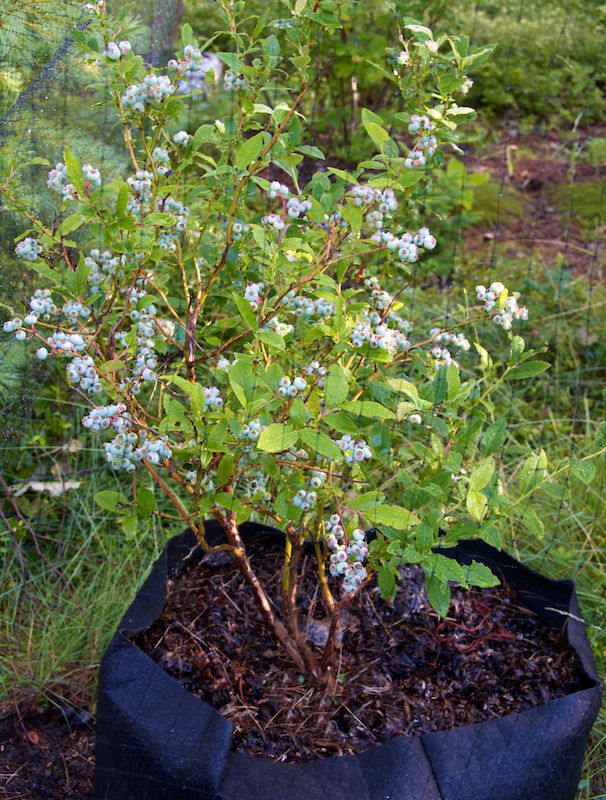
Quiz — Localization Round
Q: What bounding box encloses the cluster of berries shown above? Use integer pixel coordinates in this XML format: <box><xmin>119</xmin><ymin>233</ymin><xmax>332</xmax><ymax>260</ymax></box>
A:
<box><xmin>157</xmin><ymin>196</ymin><xmax>189</xmax><ymax>249</ymax></box>
<box><xmin>476</xmin><ymin>282</ymin><xmax>529</xmax><ymax>330</ymax></box>
<box><xmin>62</xmin><ymin>301</ymin><xmax>91</xmax><ymax>323</ymax></box>
<box><xmin>66</xmin><ymin>354</ymin><xmax>101</xmax><ymax>395</ymax></box>
<box><xmin>15</xmin><ymin>238</ymin><xmax>42</xmax><ymax>261</ymax></box>
<box><xmin>350</xmin><ymin>281</ymin><xmax>412</xmax><ymax>355</ymax></box>
<box><xmin>29</xmin><ymin>289</ymin><xmax>57</xmax><ymax>317</ymax></box>
<box><xmin>85</xmin><ymin>249</ymin><xmax>124</xmax><ymax>290</ymax></box>
<box><xmin>374</xmin><ymin>227</ymin><xmax>437</xmax><ymax>264</ymax></box>
<box><xmin>103</xmin><ymin>40</ymin><xmax>131</xmax><ymax>60</ymax></box>
<box><xmin>285</xmin><ymin>197</ymin><xmax>312</xmax><ymax>219</ymax></box>
<box><xmin>278</xmin><ymin>375</ymin><xmax>308</xmax><ymax>398</ymax></box>
<box><xmin>126</xmin><ymin>170</ymin><xmax>154</xmax><ymax>209</ymax></box>
<box><xmin>2</xmin><ymin>318</ymin><xmax>27</xmax><ymax>340</ymax></box>
<box><xmin>308</xmin><ymin>470</ymin><xmax>327</xmax><ymax>489</ymax></box>
<box><xmin>245</xmin><ymin>471</ymin><xmax>271</xmax><ymax>501</ymax></box>
<box><xmin>429</xmin><ymin>328</ymin><xmax>471</xmax><ymax>352</ymax></box>
<box><xmin>47</xmin><ymin>330</ymin><xmax>87</xmax><ymax>354</ymax></box>
<box><xmin>239</xmin><ymin>420</ymin><xmax>262</xmax><ymax>442</ymax></box>
<box><xmin>292</xmin><ymin>489</ymin><xmax>317</xmax><ymax>511</ymax></box>
<box><xmin>232</xmin><ymin>219</ymin><xmax>250</xmax><ymax>241</ymax></box>
<box><xmin>224</xmin><ymin>71</ymin><xmax>246</xmax><ymax>91</ymax></box>
<box><xmin>336</xmin><ymin>435</ymin><xmax>373</xmax><ymax>464</ymax></box>
<box><xmin>113</xmin><ymin>306</ymin><xmax>158</xmax><ymax>393</ymax></box>
<box><xmin>261</xmin><ymin>213</ymin><xmax>286</xmax><ymax>231</ymax></box>
<box><xmin>203</xmin><ymin>386</ymin><xmax>223</xmax><ymax>410</ymax></box>
<box><xmin>281</xmin><ymin>291</ymin><xmax>334</xmax><ymax>321</ymax></box>
<box><xmin>244</xmin><ymin>282</ymin><xmax>264</xmax><ymax>310</ymax></box>
<box><xmin>104</xmin><ymin>432</ymin><xmax>172</xmax><ymax>472</ymax></box>
<box><xmin>82</xmin><ymin>403</ymin><xmax>131</xmax><ymax>433</ymax></box>
<box><xmin>268</xmin><ymin>181</ymin><xmax>289</xmax><ymax>200</ymax></box>
<box><xmin>152</xmin><ymin>147</ymin><xmax>170</xmax><ymax>175</ymax></box>
<box><xmin>352</xmin><ymin>185</ymin><xmax>398</xmax><ymax>211</ymax></box>
<box><xmin>47</xmin><ymin>161</ymin><xmax>101</xmax><ymax>199</ymax></box>
<box><xmin>173</xmin><ymin>130</ymin><xmax>191</xmax><ymax>146</ymax></box>
<box><xmin>405</xmin><ymin>114</ymin><xmax>437</xmax><ymax>169</ymax></box>
<box><xmin>168</xmin><ymin>45</ymin><xmax>211</xmax><ymax>83</ymax></box>
<box><xmin>121</xmin><ymin>74</ymin><xmax>174</xmax><ymax>113</ymax></box>
<box><xmin>302</xmin><ymin>360</ymin><xmax>328</xmax><ymax>387</ymax></box>
<box><xmin>265</xmin><ymin>317</ymin><xmax>294</xmax><ymax>338</ymax></box>
<box><xmin>325</xmin><ymin>515</ymin><xmax>368</xmax><ymax>593</ymax></box>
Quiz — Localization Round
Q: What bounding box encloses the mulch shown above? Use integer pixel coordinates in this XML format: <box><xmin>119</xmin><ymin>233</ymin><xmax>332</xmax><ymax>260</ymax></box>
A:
<box><xmin>136</xmin><ymin>545</ymin><xmax>589</xmax><ymax>762</ymax></box>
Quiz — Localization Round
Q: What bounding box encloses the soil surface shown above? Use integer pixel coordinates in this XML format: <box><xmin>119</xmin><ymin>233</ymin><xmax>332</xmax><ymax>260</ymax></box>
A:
<box><xmin>136</xmin><ymin>546</ymin><xmax>589</xmax><ymax>762</ymax></box>
<box><xmin>462</xmin><ymin>124</ymin><xmax>606</xmax><ymax>277</ymax></box>
<box><xmin>0</xmin><ymin>704</ymin><xmax>94</xmax><ymax>799</ymax></box>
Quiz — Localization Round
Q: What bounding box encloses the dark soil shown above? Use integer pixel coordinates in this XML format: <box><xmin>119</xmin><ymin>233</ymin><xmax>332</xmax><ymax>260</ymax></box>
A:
<box><xmin>136</xmin><ymin>546</ymin><xmax>589</xmax><ymax>762</ymax></box>
<box><xmin>0</xmin><ymin>704</ymin><xmax>94</xmax><ymax>799</ymax></box>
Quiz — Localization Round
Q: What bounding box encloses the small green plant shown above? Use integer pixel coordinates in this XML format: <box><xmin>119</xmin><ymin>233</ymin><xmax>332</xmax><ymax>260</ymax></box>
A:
<box><xmin>1</xmin><ymin>1</ymin><xmax>602</xmax><ymax>684</ymax></box>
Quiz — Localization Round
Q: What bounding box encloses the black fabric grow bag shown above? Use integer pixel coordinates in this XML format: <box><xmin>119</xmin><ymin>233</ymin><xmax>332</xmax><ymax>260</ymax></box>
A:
<box><xmin>95</xmin><ymin>521</ymin><xmax>602</xmax><ymax>800</ymax></box>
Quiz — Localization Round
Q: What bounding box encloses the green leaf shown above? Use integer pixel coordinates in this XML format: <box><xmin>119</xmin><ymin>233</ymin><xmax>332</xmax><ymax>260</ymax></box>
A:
<box><xmin>463</xmin><ymin>561</ymin><xmax>499</xmax><ymax>588</ymax></box>
<box><xmin>258</xmin><ymin>330</ymin><xmax>285</xmax><ymax>350</ymax></box>
<box><xmin>519</xmin><ymin>450</ymin><xmax>547</xmax><ymax>494</ymax></box>
<box><xmin>118</xmin><ymin>514</ymin><xmax>139</xmax><ymax>540</ymax></box>
<box><xmin>65</xmin><ymin>254</ymin><xmax>91</xmax><ymax>297</ymax></box>
<box><xmin>469</xmin><ymin>458</ymin><xmax>495</xmax><ymax>491</ymax></box>
<box><xmin>570</xmin><ymin>459</ymin><xmax>596</xmax><ymax>485</ymax></box>
<box><xmin>26</xmin><ymin>261</ymin><xmax>61</xmax><ymax>286</ymax></box>
<box><xmin>262</xmin><ymin>35</ymin><xmax>281</xmax><ymax>67</ymax></box>
<box><xmin>446</xmin><ymin>362</ymin><xmax>461</xmax><ymax>399</ymax></box>
<box><xmin>257</xmin><ymin>423</ymin><xmax>298</xmax><ymax>453</ymax></box>
<box><xmin>323</xmin><ymin>411</ymin><xmax>358</xmax><ymax>435</ymax></box>
<box><xmin>350</xmin><ymin>491</ymin><xmax>385</xmax><ymax>512</ymax></box>
<box><xmin>236</xmin><ymin>132</ymin><xmax>266</xmax><ymax>170</ymax></box>
<box><xmin>466</xmin><ymin>489</ymin><xmax>488</xmax><ymax>522</ymax></box>
<box><xmin>433</xmin><ymin>365</ymin><xmax>448</xmax><ymax>404</ymax></box>
<box><xmin>60</xmin><ymin>212</ymin><xmax>86</xmax><ymax>235</ymax></box>
<box><xmin>137</xmin><ymin>487</ymin><xmax>155</xmax><ymax>519</ymax></box>
<box><xmin>518</xmin><ymin>506</ymin><xmax>544</xmax><ymax>539</ymax></box>
<box><xmin>94</xmin><ymin>490</ymin><xmax>128</xmax><ymax>512</ymax></box>
<box><xmin>506</xmin><ymin>360</ymin><xmax>550</xmax><ymax>381</ymax></box>
<box><xmin>116</xmin><ymin>182</ymin><xmax>129</xmax><ymax>217</ymax></box>
<box><xmin>218</xmin><ymin>52</ymin><xmax>245</xmax><ymax>72</ymax></box>
<box><xmin>299</xmin><ymin>429</ymin><xmax>342</xmax><ymax>460</ymax></box>
<box><xmin>181</xmin><ymin>22</ymin><xmax>197</xmax><ymax>46</ymax></box>
<box><xmin>510</xmin><ymin>335</ymin><xmax>525</xmax><ymax>362</ymax></box>
<box><xmin>363</xmin><ymin>121</ymin><xmax>389</xmax><ymax>151</ymax></box>
<box><xmin>341</xmin><ymin>400</ymin><xmax>394</xmax><ymax>420</ymax></box>
<box><xmin>229</xmin><ymin>360</ymin><xmax>257</xmax><ymax>407</ymax></box>
<box><xmin>367</xmin><ymin>504</ymin><xmax>420</xmax><ymax>529</ymax></box>
<box><xmin>325</xmin><ymin>364</ymin><xmax>348</xmax><ymax>408</ymax></box>
<box><xmin>425</xmin><ymin>574</ymin><xmax>451</xmax><ymax>616</ymax></box>
<box><xmin>217</xmin><ymin>453</ymin><xmax>234</xmax><ymax>485</ymax></box>
<box><xmin>482</xmin><ymin>418</ymin><xmax>507</xmax><ymax>454</ymax></box>
<box><xmin>214</xmin><ymin>491</ymin><xmax>245</xmax><ymax>514</ymax></box>
<box><xmin>98</xmin><ymin>359</ymin><xmax>124</xmax><ymax>373</ymax></box>
<box><xmin>387</xmin><ymin>378</ymin><xmax>418</xmax><ymax>399</ymax></box>
<box><xmin>233</xmin><ymin>294</ymin><xmax>258</xmax><ymax>331</ymax></box>
<box><xmin>192</xmin><ymin>124</ymin><xmax>215</xmax><ymax>149</ymax></box>
<box><xmin>378</xmin><ymin>564</ymin><xmax>397</xmax><ymax>600</ymax></box>
<box><xmin>290</xmin><ymin>397</ymin><xmax>307</xmax><ymax>428</ymax></box>
<box><xmin>64</xmin><ymin>145</ymin><xmax>82</xmax><ymax>193</ymax></box>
